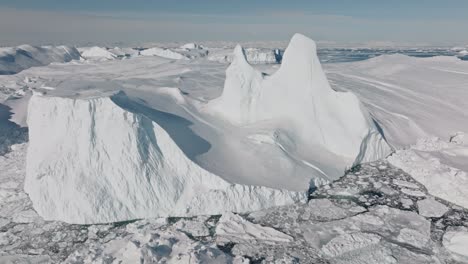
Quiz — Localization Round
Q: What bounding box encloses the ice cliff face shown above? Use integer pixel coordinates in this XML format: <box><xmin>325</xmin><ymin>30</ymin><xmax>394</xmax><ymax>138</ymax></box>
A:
<box><xmin>25</xmin><ymin>92</ymin><xmax>306</xmax><ymax>224</ymax></box>
<box><xmin>208</xmin><ymin>34</ymin><xmax>391</xmax><ymax>174</ymax></box>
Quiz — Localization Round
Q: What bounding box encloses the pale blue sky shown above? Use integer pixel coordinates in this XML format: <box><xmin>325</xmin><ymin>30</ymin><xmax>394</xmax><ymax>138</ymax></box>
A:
<box><xmin>1</xmin><ymin>0</ymin><xmax>468</xmax><ymax>46</ymax></box>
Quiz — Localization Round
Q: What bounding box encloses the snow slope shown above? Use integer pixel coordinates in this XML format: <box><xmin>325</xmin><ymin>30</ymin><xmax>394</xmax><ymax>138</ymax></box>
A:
<box><xmin>327</xmin><ymin>55</ymin><xmax>468</xmax><ymax>147</ymax></box>
<box><xmin>25</xmin><ymin>92</ymin><xmax>306</xmax><ymax>224</ymax></box>
<box><xmin>80</xmin><ymin>46</ymin><xmax>117</xmax><ymax>60</ymax></box>
<box><xmin>0</xmin><ymin>45</ymin><xmax>80</xmax><ymax>75</ymax></box>
<box><xmin>326</xmin><ymin>55</ymin><xmax>468</xmax><ymax>209</ymax></box>
<box><xmin>207</xmin><ymin>34</ymin><xmax>391</xmax><ymax>178</ymax></box>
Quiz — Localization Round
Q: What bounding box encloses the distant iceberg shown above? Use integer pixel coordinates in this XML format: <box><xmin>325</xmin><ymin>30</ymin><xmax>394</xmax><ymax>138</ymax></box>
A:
<box><xmin>0</xmin><ymin>45</ymin><xmax>80</xmax><ymax>75</ymax></box>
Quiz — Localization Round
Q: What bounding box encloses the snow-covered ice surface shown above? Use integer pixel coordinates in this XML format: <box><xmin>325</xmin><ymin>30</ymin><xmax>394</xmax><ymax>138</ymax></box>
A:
<box><xmin>326</xmin><ymin>55</ymin><xmax>468</xmax><ymax>147</ymax></box>
<box><xmin>1</xmin><ymin>34</ymin><xmax>468</xmax><ymax>262</ymax></box>
<box><xmin>327</xmin><ymin>54</ymin><xmax>468</xmax><ymax>215</ymax></box>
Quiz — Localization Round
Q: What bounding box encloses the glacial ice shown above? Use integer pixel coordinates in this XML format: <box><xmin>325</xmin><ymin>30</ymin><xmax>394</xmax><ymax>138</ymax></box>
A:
<box><xmin>208</xmin><ymin>34</ymin><xmax>392</xmax><ymax>179</ymax></box>
<box><xmin>25</xmin><ymin>92</ymin><xmax>306</xmax><ymax>224</ymax></box>
<box><xmin>23</xmin><ymin>34</ymin><xmax>393</xmax><ymax>224</ymax></box>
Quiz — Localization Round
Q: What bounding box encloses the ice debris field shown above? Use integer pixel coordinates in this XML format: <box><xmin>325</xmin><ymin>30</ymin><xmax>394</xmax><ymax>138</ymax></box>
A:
<box><xmin>0</xmin><ymin>34</ymin><xmax>468</xmax><ymax>263</ymax></box>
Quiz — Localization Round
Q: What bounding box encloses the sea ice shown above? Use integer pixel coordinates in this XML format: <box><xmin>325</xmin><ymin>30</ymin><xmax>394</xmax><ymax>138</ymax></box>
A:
<box><xmin>417</xmin><ymin>198</ymin><xmax>449</xmax><ymax>218</ymax></box>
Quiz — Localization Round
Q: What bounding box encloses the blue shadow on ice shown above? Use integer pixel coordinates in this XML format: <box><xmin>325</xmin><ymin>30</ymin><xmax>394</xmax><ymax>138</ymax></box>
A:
<box><xmin>111</xmin><ymin>91</ymin><xmax>211</xmax><ymax>160</ymax></box>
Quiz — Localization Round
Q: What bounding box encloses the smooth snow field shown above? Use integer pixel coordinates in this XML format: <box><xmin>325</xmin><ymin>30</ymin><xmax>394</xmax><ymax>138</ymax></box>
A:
<box><xmin>1</xmin><ymin>33</ymin><xmax>468</xmax><ymax>263</ymax></box>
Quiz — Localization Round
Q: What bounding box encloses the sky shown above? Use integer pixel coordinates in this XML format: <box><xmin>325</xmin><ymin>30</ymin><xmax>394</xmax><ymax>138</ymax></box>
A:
<box><xmin>1</xmin><ymin>0</ymin><xmax>468</xmax><ymax>46</ymax></box>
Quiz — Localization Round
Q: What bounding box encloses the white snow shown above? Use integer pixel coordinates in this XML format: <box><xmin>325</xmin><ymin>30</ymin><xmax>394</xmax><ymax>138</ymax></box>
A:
<box><xmin>0</xmin><ymin>45</ymin><xmax>80</xmax><ymax>74</ymax></box>
<box><xmin>25</xmin><ymin>92</ymin><xmax>306</xmax><ymax>224</ymax></box>
<box><xmin>140</xmin><ymin>47</ymin><xmax>188</xmax><ymax>60</ymax></box>
<box><xmin>207</xmin><ymin>34</ymin><xmax>391</xmax><ymax>181</ymax></box>
<box><xmin>327</xmin><ymin>54</ymin><xmax>468</xmax><ymax>210</ymax></box>
<box><xmin>327</xmin><ymin>55</ymin><xmax>468</xmax><ymax>148</ymax></box>
<box><xmin>80</xmin><ymin>46</ymin><xmax>116</xmax><ymax>60</ymax></box>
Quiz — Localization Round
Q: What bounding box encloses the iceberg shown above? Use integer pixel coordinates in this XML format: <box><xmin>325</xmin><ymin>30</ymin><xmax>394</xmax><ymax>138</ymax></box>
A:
<box><xmin>208</xmin><ymin>34</ymin><xmax>391</xmax><ymax>176</ymax></box>
<box><xmin>179</xmin><ymin>43</ymin><xmax>203</xmax><ymax>50</ymax></box>
<box><xmin>25</xmin><ymin>92</ymin><xmax>306</xmax><ymax>224</ymax></box>
<box><xmin>0</xmin><ymin>45</ymin><xmax>80</xmax><ymax>75</ymax></box>
<box><xmin>140</xmin><ymin>47</ymin><xmax>188</xmax><ymax>60</ymax></box>
<box><xmin>80</xmin><ymin>46</ymin><xmax>117</xmax><ymax>60</ymax></box>
<box><xmin>208</xmin><ymin>47</ymin><xmax>281</xmax><ymax>64</ymax></box>
<box><xmin>23</xmin><ymin>34</ymin><xmax>390</xmax><ymax>224</ymax></box>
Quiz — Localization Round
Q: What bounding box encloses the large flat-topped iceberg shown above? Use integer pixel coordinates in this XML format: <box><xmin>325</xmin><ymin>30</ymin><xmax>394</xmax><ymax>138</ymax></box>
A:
<box><xmin>208</xmin><ymin>34</ymin><xmax>391</xmax><ymax>177</ymax></box>
<box><xmin>24</xmin><ymin>34</ymin><xmax>391</xmax><ymax>224</ymax></box>
<box><xmin>25</xmin><ymin>92</ymin><xmax>306</xmax><ymax>224</ymax></box>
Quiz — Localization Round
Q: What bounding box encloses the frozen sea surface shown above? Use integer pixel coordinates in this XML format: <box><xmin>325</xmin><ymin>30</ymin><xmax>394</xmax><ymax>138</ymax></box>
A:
<box><xmin>0</xmin><ymin>144</ymin><xmax>467</xmax><ymax>263</ymax></box>
<box><xmin>318</xmin><ymin>48</ymin><xmax>468</xmax><ymax>63</ymax></box>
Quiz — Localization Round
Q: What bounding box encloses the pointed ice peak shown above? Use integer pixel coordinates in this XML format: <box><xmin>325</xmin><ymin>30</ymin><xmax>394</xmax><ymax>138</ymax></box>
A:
<box><xmin>279</xmin><ymin>33</ymin><xmax>319</xmax><ymax>72</ymax></box>
<box><xmin>232</xmin><ymin>44</ymin><xmax>248</xmax><ymax>64</ymax></box>
<box><xmin>230</xmin><ymin>44</ymin><xmax>255</xmax><ymax>73</ymax></box>
<box><xmin>209</xmin><ymin>33</ymin><xmax>391</xmax><ymax>175</ymax></box>
<box><xmin>289</xmin><ymin>33</ymin><xmax>318</xmax><ymax>51</ymax></box>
